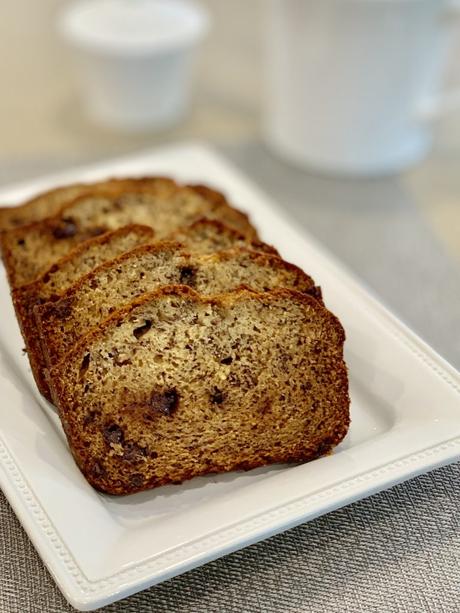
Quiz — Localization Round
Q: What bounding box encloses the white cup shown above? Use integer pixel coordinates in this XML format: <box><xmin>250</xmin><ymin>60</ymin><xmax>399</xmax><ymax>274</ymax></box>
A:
<box><xmin>59</xmin><ymin>0</ymin><xmax>209</xmax><ymax>131</ymax></box>
<box><xmin>264</xmin><ymin>0</ymin><xmax>460</xmax><ymax>176</ymax></box>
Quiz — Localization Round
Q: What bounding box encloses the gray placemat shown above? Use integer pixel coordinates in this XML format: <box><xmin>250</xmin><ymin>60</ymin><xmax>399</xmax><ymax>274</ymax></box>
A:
<box><xmin>2</xmin><ymin>464</ymin><xmax>460</xmax><ymax>613</ymax></box>
<box><xmin>0</xmin><ymin>145</ymin><xmax>459</xmax><ymax>612</ymax></box>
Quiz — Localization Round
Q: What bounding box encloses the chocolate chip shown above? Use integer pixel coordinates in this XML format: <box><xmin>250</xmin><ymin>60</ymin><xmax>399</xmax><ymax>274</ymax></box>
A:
<box><xmin>308</xmin><ymin>286</ymin><xmax>323</xmax><ymax>301</ymax></box>
<box><xmin>52</xmin><ymin>218</ymin><xmax>77</xmax><ymax>239</ymax></box>
<box><xmin>259</xmin><ymin>401</ymin><xmax>271</xmax><ymax>415</ymax></box>
<box><xmin>123</xmin><ymin>442</ymin><xmax>147</xmax><ymax>463</ymax></box>
<box><xmin>91</xmin><ymin>461</ymin><xmax>105</xmax><ymax>478</ymax></box>
<box><xmin>133</xmin><ymin>319</ymin><xmax>152</xmax><ymax>339</ymax></box>
<box><xmin>315</xmin><ymin>438</ymin><xmax>334</xmax><ymax>457</ymax></box>
<box><xmin>150</xmin><ymin>388</ymin><xmax>179</xmax><ymax>416</ymax></box>
<box><xmin>210</xmin><ymin>387</ymin><xmax>225</xmax><ymax>405</ymax></box>
<box><xmin>79</xmin><ymin>353</ymin><xmax>90</xmax><ymax>379</ymax></box>
<box><xmin>17</xmin><ymin>238</ymin><xmax>25</xmax><ymax>246</ymax></box>
<box><xmin>103</xmin><ymin>424</ymin><xmax>124</xmax><ymax>445</ymax></box>
<box><xmin>130</xmin><ymin>473</ymin><xmax>144</xmax><ymax>488</ymax></box>
<box><xmin>114</xmin><ymin>356</ymin><xmax>132</xmax><ymax>367</ymax></box>
<box><xmin>220</xmin><ymin>356</ymin><xmax>233</xmax><ymax>365</ymax></box>
<box><xmin>53</xmin><ymin>298</ymin><xmax>73</xmax><ymax>319</ymax></box>
<box><xmin>179</xmin><ymin>266</ymin><xmax>196</xmax><ymax>286</ymax></box>
<box><xmin>312</xmin><ymin>342</ymin><xmax>322</xmax><ymax>355</ymax></box>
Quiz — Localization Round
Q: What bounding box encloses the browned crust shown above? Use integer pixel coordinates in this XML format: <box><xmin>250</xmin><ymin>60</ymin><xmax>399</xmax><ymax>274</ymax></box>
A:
<box><xmin>13</xmin><ymin>287</ymin><xmax>51</xmax><ymax>399</ymax></box>
<box><xmin>12</xmin><ymin>224</ymin><xmax>156</xmax><ymax>400</ymax></box>
<box><xmin>82</xmin><ymin>432</ymin><xmax>349</xmax><ymax>495</ymax></box>
<box><xmin>47</xmin><ymin>286</ymin><xmax>349</xmax><ymax>495</ymax></box>
<box><xmin>0</xmin><ymin>177</ymin><xmax>175</xmax><ymax>231</ymax></box>
<box><xmin>188</xmin><ymin>184</ymin><xmax>228</xmax><ymax>207</ymax></box>
<box><xmin>34</xmin><ymin>245</ymin><xmax>321</xmax><ymax>370</ymax></box>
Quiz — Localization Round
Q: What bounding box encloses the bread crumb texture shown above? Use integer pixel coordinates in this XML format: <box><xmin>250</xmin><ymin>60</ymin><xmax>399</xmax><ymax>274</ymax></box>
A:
<box><xmin>49</xmin><ymin>287</ymin><xmax>349</xmax><ymax>495</ymax></box>
<box><xmin>35</xmin><ymin>244</ymin><xmax>318</xmax><ymax>367</ymax></box>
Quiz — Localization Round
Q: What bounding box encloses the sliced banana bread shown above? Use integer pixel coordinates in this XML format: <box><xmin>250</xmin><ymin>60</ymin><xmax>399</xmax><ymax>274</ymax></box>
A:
<box><xmin>1</xmin><ymin>181</ymin><xmax>256</xmax><ymax>287</ymax></box>
<box><xmin>13</xmin><ymin>224</ymin><xmax>155</xmax><ymax>399</ymax></box>
<box><xmin>47</xmin><ymin>286</ymin><xmax>350</xmax><ymax>495</ymax></box>
<box><xmin>35</xmin><ymin>244</ymin><xmax>320</xmax><ymax>370</ymax></box>
<box><xmin>16</xmin><ymin>219</ymin><xmax>277</xmax><ymax>401</ymax></box>
<box><xmin>0</xmin><ymin>177</ymin><xmax>174</xmax><ymax>230</ymax></box>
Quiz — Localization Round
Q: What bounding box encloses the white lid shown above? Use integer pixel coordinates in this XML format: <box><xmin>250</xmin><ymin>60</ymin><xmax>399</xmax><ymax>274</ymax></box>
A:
<box><xmin>59</xmin><ymin>0</ymin><xmax>209</xmax><ymax>55</ymax></box>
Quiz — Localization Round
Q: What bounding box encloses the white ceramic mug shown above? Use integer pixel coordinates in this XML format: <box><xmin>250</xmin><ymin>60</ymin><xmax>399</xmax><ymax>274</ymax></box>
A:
<box><xmin>264</xmin><ymin>0</ymin><xmax>460</xmax><ymax>175</ymax></box>
<box><xmin>59</xmin><ymin>0</ymin><xmax>209</xmax><ymax>131</ymax></box>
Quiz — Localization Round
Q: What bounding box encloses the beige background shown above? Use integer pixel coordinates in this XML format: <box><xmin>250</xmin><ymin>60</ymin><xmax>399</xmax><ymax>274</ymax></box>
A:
<box><xmin>1</xmin><ymin>0</ymin><xmax>460</xmax><ymax>266</ymax></box>
<box><xmin>0</xmin><ymin>0</ymin><xmax>263</xmax><ymax>156</ymax></box>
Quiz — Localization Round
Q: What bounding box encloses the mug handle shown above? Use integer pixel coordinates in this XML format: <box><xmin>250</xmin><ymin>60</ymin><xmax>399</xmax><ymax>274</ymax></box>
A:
<box><xmin>417</xmin><ymin>0</ymin><xmax>460</xmax><ymax>121</ymax></box>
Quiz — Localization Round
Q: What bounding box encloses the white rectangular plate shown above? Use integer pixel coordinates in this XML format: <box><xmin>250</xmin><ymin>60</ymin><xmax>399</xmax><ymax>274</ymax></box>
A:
<box><xmin>0</xmin><ymin>143</ymin><xmax>459</xmax><ymax>611</ymax></box>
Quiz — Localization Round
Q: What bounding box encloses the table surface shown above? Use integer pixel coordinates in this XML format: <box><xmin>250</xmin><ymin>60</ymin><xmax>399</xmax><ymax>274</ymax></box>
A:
<box><xmin>1</xmin><ymin>1</ymin><xmax>459</xmax><ymax>611</ymax></box>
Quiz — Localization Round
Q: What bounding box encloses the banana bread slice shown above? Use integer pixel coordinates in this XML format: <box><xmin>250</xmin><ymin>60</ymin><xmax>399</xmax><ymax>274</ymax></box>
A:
<box><xmin>13</xmin><ymin>224</ymin><xmax>155</xmax><ymax>399</ymax></box>
<box><xmin>1</xmin><ymin>181</ymin><xmax>256</xmax><ymax>287</ymax></box>
<box><xmin>35</xmin><ymin>243</ymin><xmax>320</xmax><ymax>370</ymax></box>
<box><xmin>0</xmin><ymin>177</ymin><xmax>199</xmax><ymax>230</ymax></box>
<box><xmin>47</xmin><ymin>286</ymin><xmax>349</xmax><ymax>495</ymax></box>
<box><xmin>16</xmin><ymin>220</ymin><xmax>277</xmax><ymax>401</ymax></box>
